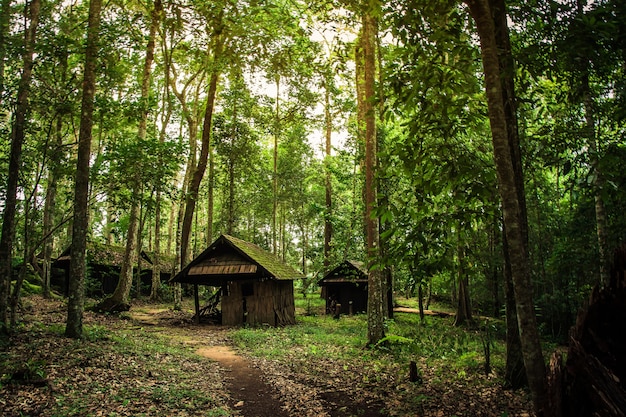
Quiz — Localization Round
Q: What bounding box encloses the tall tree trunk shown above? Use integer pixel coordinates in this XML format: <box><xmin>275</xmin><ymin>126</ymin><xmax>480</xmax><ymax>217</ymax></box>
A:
<box><xmin>152</xmin><ymin>62</ymin><xmax>169</xmax><ymax>301</ymax></box>
<box><xmin>66</xmin><ymin>0</ymin><xmax>102</xmax><ymax>339</ymax></box>
<box><xmin>323</xmin><ymin>78</ymin><xmax>333</xmax><ymax>272</ymax></box>
<box><xmin>272</xmin><ymin>76</ymin><xmax>280</xmax><ymax>255</ymax></box>
<box><xmin>362</xmin><ymin>6</ymin><xmax>384</xmax><ymax>346</ymax></box>
<box><xmin>0</xmin><ymin>0</ymin><xmax>12</xmax><ymax>109</ymax></box>
<box><xmin>42</xmin><ymin>111</ymin><xmax>64</xmax><ymax>298</ymax></box>
<box><xmin>0</xmin><ymin>0</ymin><xmax>40</xmax><ymax>333</ymax></box>
<box><xmin>11</xmin><ymin>184</ymin><xmax>38</xmax><ymax>326</ymax></box>
<box><xmin>173</xmin><ymin>185</ymin><xmax>185</xmax><ymax>310</ymax></box>
<box><xmin>465</xmin><ymin>0</ymin><xmax>546</xmax><ymax>413</ymax></box>
<box><xmin>582</xmin><ymin>75</ymin><xmax>609</xmax><ymax>286</ymax></box>
<box><xmin>180</xmin><ymin>27</ymin><xmax>223</xmax><ymax>269</ymax></box>
<box><xmin>42</xmin><ymin>32</ymin><xmax>69</xmax><ymax>300</ymax></box>
<box><xmin>454</xmin><ymin>230</ymin><xmax>473</xmax><ymax>326</ymax></box>
<box><xmin>503</xmin><ymin>229</ymin><xmax>528</xmax><ymax>389</ymax></box>
<box><xmin>207</xmin><ymin>144</ymin><xmax>215</xmax><ymax>245</ymax></box>
<box><xmin>492</xmin><ymin>0</ymin><xmax>530</xmax><ymax>391</ymax></box>
<box><xmin>152</xmin><ymin>188</ymin><xmax>162</xmax><ymax>300</ymax></box>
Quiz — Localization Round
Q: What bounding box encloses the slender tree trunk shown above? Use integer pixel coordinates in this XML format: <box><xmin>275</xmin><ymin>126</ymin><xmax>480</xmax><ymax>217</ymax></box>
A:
<box><xmin>180</xmin><ymin>28</ymin><xmax>223</xmax><ymax>269</ymax></box>
<box><xmin>0</xmin><ymin>0</ymin><xmax>40</xmax><ymax>332</ymax></box>
<box><xmin>207</xmin><ymin>144</ymin><xmax>214</xmax><ymax>244</ymax></box>
<box><xmin>66</xmin><ymin>0</ymin><xmax>102</xmax><ymax>339</ymax></box>
<box><xmin>465</xmin><ymin>0</ymin><xmax>546</xmax><ymax>413</ymax></box>
<box><xmin>454</xmin><ymin>232</ymin><xmax>473</xmax><ymax>326</ymax></box>
<box><xmin>152</xmin><ymin>188</ymin><xmax>162</xmax><ymax>300</ymax></box>
<box><xmin>503</xmin><ymin>229</ymin><xmax>528</xmax><ymax>389</ymax></box>
<box><xmin>42</xmin><ymin>47</ymin><xmax>69</xmax><ymax>299</ymax></box>
<box><xmin>418</xmin><ymin>280</ymin><xmax>425</xmax><ymax>324</ymax></box>
<box><xmin>362</xmin><ymin>6</ymin><xmax>384</xmax><ymax>346</ymax></box>
<box><xmin>272</xmin><ymin>76</ymin><xmax>280</xmax><ymax>255</ymax></box>
<box><xmin>10</xmin><ymin>183</ymin><xmax>37</xmax><ymax>327</ymax></box>
<box><xmin>581</xmin><ymin>74</ymin><xmax>609</xmax><ymax>286</ymax></box>
<box><xmin>488</xmin><ymin>210</ymin><xmax>502</xmax><ymax>317</ymax></box>
<box><xmin>323</xmin><ymin>78</ymin><xmax>333</xmax><ymax>272</ymax></box>
<box><xmin>0</xmin><ymin>0</ymin><xmax>12</xmax><ymax>109</ymax></box>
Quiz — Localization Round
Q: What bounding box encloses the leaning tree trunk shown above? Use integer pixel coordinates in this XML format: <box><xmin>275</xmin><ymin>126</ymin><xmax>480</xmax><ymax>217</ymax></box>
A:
<box><xmin>465</xmin><ymin>0</ymin><xmax>546</xmax><ymax>413</ymax></box>
<box><xmin>66</xmin><ymin>0</ymin><xmax>102</xmax><ymax>339</ymax></box>
<box><xmin>0</xmin><ymin>0</ymin><xmax>40</xmax><ymax>333</ymax></box>
<box><xmin>180</xmin><ymin>28</ymin><xmax>223</xmax><ymax>268</ymax></box>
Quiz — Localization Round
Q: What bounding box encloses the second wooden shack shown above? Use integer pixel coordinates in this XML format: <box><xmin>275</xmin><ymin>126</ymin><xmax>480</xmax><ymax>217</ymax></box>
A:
<box><xmin>318</xmin><ymin>260</ymin><xmax>369</xmax><ymax>315</ymax></box>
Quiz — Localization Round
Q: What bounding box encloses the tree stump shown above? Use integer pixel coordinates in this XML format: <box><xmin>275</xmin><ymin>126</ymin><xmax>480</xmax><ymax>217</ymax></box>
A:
<box><xmin>548</xmin><ymin>243</ymin><xmax>626</xmax><ymax>417</ymax></box>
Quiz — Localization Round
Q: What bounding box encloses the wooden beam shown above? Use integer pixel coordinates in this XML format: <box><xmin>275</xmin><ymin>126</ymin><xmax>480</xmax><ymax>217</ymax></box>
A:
<box><xmin>194</xmin><ymin>284</ymin><xmax>200</xmax><ymax>324</ymax></box>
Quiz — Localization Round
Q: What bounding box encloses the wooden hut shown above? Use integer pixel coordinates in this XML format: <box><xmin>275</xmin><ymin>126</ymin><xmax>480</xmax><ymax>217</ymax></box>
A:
<box><xmin>318</xmin><ymin>260</ymin><xmax>368</xmax><ymax>315</ymax></box>
<box><xmin>52</xmin><ymin>243</ymin><xmax>153</xmax><ymax>296</ymax></box>
<box><xmin>170</xmin><ymin>234</ymin><xmax>303</xmax><ymax>326</ymax></box>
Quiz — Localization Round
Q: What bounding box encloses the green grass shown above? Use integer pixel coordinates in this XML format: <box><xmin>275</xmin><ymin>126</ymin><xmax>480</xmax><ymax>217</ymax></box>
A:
<box><xmin>294</xmin><ymin>292</ymin><xmax>326</xmax><ymax>315</ymax></box>
<box><xmin>231</xmin><ymin>308</ymin><xmax>508</xmax><ymax>384</ymax></box>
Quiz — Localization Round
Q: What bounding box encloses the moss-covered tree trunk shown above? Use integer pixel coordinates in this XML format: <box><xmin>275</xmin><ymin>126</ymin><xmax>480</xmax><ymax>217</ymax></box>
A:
<box><xmin>0</xmin><ymin>0</ymin><xmax>40</xmax><ymax>332</ymax></box>
<box><xmin>66</xmin><ymin>0</ymin><xmax>102</xmax><ymax>338</ymax></box>
<box><xmin>362</xmin><ymin>4</ymin><xmax>384</xmax><ymax>347</ymax></box>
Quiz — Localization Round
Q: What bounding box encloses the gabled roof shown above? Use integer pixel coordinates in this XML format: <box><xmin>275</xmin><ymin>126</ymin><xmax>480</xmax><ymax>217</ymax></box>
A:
<box><xmin>170</xmin><ymin>234</ymin><xmax>305</xmax><ymax>285</ymax></box>
<box><xmin>318</xmin><ymin>260</ymin><xmax>369</xmax><ymax>285</ymax></box>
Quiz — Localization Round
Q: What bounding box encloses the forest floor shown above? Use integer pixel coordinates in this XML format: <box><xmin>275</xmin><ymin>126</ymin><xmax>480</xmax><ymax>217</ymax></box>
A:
<box><xmin>0</xmin><ymin>295</ymin><xmax>535</xmax><ymax>417</ymax></box>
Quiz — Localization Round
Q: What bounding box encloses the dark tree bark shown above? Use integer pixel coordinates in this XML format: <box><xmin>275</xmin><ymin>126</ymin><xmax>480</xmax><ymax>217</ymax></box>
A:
<box><xmin>362</xmin><ymin>6</ymin><xmax>384</xmax><ymax>346</ymax></box>
<box><xmin>42</xmin><ymin>66</ymin><xmax>67</xmax><ymax>298</ymax></box>
<box><xmin>0</xmin><ymin>0</ymin><xmax>12</xmax><ymax>108</ymax></box>
<box><xmin>454</xmin><ymin>227</ymin><xmax>473</xmax><ymax>326</ymax></box>
<box><xmin>464</xmin><ymin>0</ymin><xmax>546</xmax><ymax>413</ymax></box>
<box><xmin>503</xmin><ymin>231</ymin><xmax>528</xmax><ymax>389</ymax></box>
<box><xmin>323</xmin><ymin>77</ymin><xmax>333</xmax><ymax>273</ymax></box>
<box><xmin>0</xmin><ymin>0</ymin><xmax>41</xmax><ymax>333</ymax></box>
<box><xmin>180</xmin><ymin>23</ymin><xmax>223</xmax><ymax>268</ymax></box>
<box><xmin>66</xmin><ymin>0</ymin><xmax>102</xmax><ymax>339</ymax></box>
<box><xmin>272</xmin><ymin>75</ymin><xmax>280</xmax><ymax>255</ymax></box>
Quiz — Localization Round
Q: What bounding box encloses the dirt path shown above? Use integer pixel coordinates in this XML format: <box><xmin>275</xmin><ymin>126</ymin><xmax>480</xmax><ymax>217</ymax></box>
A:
<box><xmin>196</xmin><ymin>345</ymin><xmax>291</xmax><ymax>417</ymax></box>
<box><xmin>129</xmin><ymin>309</ymin><xmax>387</xmax><ymax>417</ymax></box>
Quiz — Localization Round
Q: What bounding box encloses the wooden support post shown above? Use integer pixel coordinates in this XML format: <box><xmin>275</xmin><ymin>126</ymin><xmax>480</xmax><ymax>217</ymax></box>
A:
<box><xmin>333</xmin><ymin>303</ymin><xmax>341</xmax><ymax>319</ymax></box>
<box><xmin>194</xmin><ymin>284</ymin><xmax>200</xmax><ymax>324</ymax></box>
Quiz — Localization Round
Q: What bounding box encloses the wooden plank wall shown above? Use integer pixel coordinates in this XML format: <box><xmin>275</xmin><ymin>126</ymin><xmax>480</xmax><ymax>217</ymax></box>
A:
<box><xmin>274</xmin><ymin>281</ymin><xmax>296</xmax><ymax>325</ymax></box>
<box><xmin>221</xmin><ymin>279</ymin><xmax>295</xmax><ymax>326</ymax></box>
<box><xmin>247</xmin><ymin>281</ymin><xmax>275</xmax><ymax>326</ymax></box>
<box><xmin>222</xmin><ymin>281</ymin><xmax>243</xmax><ymax>326</ymax></box>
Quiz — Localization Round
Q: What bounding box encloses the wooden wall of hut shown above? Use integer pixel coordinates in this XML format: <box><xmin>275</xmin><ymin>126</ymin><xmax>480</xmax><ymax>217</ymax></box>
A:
<box><xmin>273</xmin><ymin>281</ymin><xmax>296</xmax><ymax>326</ymax></box>
<box><xmin>221</xmin><ymin>280</ymin><xmax>295</xmax><ymax>326</ymax></box>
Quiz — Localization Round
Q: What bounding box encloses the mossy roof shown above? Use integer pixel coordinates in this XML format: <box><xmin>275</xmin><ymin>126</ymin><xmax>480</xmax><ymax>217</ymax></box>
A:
<box><xmin>318</xmin><ymin>260</ymin><xmax>368</xmax><ymax>285</ymax></box>
<box><xmin>171</xmin><ymin>234</ymin><xmax>305</xmax><ymax>284</ymax></box>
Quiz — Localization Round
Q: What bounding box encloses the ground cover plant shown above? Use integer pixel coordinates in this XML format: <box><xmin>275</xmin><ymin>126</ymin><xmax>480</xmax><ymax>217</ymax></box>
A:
<box><xmin>1</xmin><ymin>294</ymin><xmax>534</xmax><ymax>416</ymax></box>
